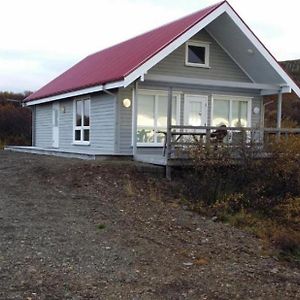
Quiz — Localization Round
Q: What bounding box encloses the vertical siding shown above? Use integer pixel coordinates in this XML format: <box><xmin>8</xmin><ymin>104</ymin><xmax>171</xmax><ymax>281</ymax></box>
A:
<box><xmin>35</xmin><ymin>103</ymin><xmax>52</xmax><ymax>148</ymax></box>
<box><xmin>149</xmin><ymin>29</ymin><xmax>251</xmax><ymax>82</ymax></box>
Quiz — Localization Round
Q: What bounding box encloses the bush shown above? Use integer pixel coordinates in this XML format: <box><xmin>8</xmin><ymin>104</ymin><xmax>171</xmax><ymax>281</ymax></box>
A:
<box><xmin>182</xmin><ymin>136</ymin><xmax>300</xmax><ymax>261</ymax></box>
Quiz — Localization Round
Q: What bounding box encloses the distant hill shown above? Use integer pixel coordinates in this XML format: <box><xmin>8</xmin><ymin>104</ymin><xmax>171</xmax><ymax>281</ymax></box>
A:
<box><xmin>264</xmin><ymin>59</ymin><xmax>300</xmax><ymax>127</ymax></box>
<box><xmin>280</xmin><ymin>59</ymin><xmax>300</xmax><ymax>87</ymax></box>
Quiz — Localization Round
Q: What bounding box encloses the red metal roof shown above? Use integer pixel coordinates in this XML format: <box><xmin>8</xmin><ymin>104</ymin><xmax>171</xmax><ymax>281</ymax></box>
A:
<box><xmin>25</xmin><ymin>1</ymin><xmax>225</xmax><ymax>102</ymax></box>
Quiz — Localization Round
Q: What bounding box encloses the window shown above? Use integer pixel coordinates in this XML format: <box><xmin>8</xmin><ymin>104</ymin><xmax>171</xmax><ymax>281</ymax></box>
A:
<box><xmin>185</xmin><ymin>41</ymin><xmax>210</xmax><ymax>68</ymax></box>
<box><xmin>137</xmin><ymin>91</ymin><xmax>180</xmax><ymax>145</ymax></box>
<box><xmin>74</xmin><ymin>98</ymin><xmax>90</xmax><ymax>144</ymax></box>
<box><xmin>212</xmin><ymin>96</ymin><xmax>251</xmax><ymax>127</ymax></box>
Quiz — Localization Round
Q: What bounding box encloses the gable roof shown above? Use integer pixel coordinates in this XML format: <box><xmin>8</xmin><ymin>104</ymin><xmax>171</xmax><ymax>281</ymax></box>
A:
<box><xmin>25</xmin><ymin>1</ymin><xmax>224</xmax><ymax>102</ymax></box>
<box><xmin>25</xmin><ymin>1</ymin><xmax>300</xmax><ymax>104</ymax></box>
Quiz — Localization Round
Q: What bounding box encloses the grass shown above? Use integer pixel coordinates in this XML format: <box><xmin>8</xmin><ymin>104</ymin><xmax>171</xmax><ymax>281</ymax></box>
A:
<box><xmin>96</xmin><ymin>224</ymin><xmax>106</xmax><ymax>230</ymax></box>
<box><xmin>208</xmin><ymin>206</ymin><xmax>300</xmax><ymax>263</ymax></box>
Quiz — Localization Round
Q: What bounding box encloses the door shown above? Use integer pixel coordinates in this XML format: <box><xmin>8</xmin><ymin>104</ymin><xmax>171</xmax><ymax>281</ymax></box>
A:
<box><xmin>52</xmin><ymin>102</ymin><xmax>59</xmax><ymax>148</ymax></box>
<box><xmin>184</xmin><ymin>95</ymin><xmax>208</xmax><ymax>127</ymax></box>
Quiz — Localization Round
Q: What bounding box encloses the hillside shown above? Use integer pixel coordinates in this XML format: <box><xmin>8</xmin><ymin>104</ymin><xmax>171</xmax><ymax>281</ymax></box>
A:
<box><xmin>281</xmin><ymin>59</ymin><xmax>300</xmax><ymax>81</ymax></box>
<box><xmin>0</xmin><ymin>151</ymin><xmax>299</xmax><ymax>299</ymax></box>
<box><xmin>264</xmin><ymin>59</ymin><xmax>300</xmax><ymax>127</ymax></box>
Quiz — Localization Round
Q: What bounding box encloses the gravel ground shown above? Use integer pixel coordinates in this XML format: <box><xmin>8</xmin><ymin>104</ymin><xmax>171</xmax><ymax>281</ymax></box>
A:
<box><xmin>0</xmin><ymin>151</ymin><xmax>299</xmax><ymax>300</ymax></box>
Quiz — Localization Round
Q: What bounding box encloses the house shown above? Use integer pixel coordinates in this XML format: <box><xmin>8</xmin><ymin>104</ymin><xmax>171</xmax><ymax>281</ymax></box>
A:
<box><xmin>16</xmin><ymin>1</ymin><xmax>300</xmax><ymax>168</ymax></box>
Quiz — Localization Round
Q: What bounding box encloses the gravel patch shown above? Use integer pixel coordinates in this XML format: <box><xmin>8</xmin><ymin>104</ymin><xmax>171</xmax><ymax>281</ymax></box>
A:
<box><xmin>0</xmin><ymin>151</ymin><xmax>299</xmax><ymax>299</ymax></box>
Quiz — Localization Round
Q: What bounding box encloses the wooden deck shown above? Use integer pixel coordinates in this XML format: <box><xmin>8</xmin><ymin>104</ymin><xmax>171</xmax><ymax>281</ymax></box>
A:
<box><xmin>5</xmin><ymin>146</ymin><xmax>132</xmax><ymax>161</ymax></box>
<box><xmin>138</xmin><ymin>126</ymin><xmax>300</xmax><ymax>177</ymax></box>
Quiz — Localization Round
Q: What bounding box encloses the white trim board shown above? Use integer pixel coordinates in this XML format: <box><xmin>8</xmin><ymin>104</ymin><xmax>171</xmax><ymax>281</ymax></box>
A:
<box><xmin>222</xmin><ymin>2</ymin><xmax>300</xmax><ymax>97</ymax></box>
<box><xmin>123</xmin><ymin>5</ymin><xmax>227</xmax><ymax>88</ymax></box>
<box><xmin>25</xmin><ymin>81</ymin><xmax>123</xmax><ymax>106</ymax></box>
<box><xmin>123</xmin><ymin>2</ymin><xmax>299</xmax><ymax>96</ymax></box>
<box><xmin>144</xmin><ymin>74</ymin><xmax>282</xmax><ymax>92</ymax></box>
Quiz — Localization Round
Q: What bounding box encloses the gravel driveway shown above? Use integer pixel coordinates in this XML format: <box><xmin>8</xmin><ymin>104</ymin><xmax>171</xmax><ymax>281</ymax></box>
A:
<box><xmin>0</xmin><ymin>151</ymin><xmax>299</xmax><ymax>299</ymax></box>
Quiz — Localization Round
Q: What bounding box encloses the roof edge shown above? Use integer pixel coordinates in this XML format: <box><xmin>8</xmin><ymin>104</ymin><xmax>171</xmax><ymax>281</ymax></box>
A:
<box><xmin>24</xmin><ymin>80</ymin><xmax>124</xmax><ymax>106</ymax></box>
<box><xmin>224</xmin><ymin>1</ymin><xmax>300</xmax><ymax>97</ymax></box>
<box><xmin>124</xmin><ymin>1</ymin><xmax>300</xmax><ymax>97</ymax></box>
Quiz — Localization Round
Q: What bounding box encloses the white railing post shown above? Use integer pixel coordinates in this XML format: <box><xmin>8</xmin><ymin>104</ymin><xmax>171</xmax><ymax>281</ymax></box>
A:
<box><xmin>166</xmin><ymin>87</ymin><xmax>173</xmax><ymax>180</ymax></box>
<box><xmin>277</xmin><ymin>90</ymin><xmax>283</xmax><ymax>138</ymax></box>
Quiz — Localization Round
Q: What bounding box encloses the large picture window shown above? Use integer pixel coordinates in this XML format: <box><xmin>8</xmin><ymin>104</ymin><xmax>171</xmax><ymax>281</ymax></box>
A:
<box><xmin>212</xmin><ymin>96</ymin><xmax>251</xmax><ymax>127</ymax></box>
<box><xmin>137</xmin><ymin>91</ymin><xmax>180</xmax><ymax>145</ymax></box>
<box><xmin>74</xmin><ymin>98</ymin><xmax>90</xmax><ymax>144</ymax></box>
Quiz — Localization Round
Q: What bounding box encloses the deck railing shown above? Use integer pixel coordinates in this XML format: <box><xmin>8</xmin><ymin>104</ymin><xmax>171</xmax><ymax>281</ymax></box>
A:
<box><xmin>164</xmin><ymin>125</ymin><xmax>300</xmax><ymax>159</ymax></box>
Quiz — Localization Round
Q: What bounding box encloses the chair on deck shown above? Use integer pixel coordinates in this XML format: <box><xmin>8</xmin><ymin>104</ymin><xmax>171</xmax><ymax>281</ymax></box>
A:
<box><xmin>210</xmin><ymin>125</ymin><xmax>228</xmax><ymax>144</ymax></box>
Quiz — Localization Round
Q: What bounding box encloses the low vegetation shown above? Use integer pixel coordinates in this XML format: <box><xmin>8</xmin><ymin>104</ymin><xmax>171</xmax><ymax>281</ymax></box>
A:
<box><xmin>178</xmin><ymin>137</ymin><xmax>300</xmax><ymax>263</ymax></box>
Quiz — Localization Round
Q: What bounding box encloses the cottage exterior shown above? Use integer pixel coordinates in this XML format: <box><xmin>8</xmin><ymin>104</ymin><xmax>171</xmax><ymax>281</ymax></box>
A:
<box><xmin>21</xmin><ymin>1</ymin><xmax>300</xmax><ymax>163</ymax></box>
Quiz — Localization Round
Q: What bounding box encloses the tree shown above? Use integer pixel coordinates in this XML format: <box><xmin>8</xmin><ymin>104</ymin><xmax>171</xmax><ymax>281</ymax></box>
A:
<box><xmin>0</xmin><ymin>91</ymin><xmax>32</xmax><ymax>146</ymax></box>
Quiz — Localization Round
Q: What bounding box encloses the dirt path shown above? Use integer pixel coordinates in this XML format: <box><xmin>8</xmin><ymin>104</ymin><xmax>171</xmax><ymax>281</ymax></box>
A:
<box><xmin>0</xmin><ymin>151</ymin><xmax>299</xmax><ymax>299</ymax></box>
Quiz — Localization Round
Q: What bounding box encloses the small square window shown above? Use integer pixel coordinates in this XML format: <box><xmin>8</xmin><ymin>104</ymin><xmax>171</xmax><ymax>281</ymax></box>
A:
<box><xmin>188</xmin><ymin>45</ymin><xmax>205</xmax><ymax>64</ymax></box>
<box><xmin>186</xmin><ymin>42</ymin><xmax>210</xmax><ymax>68</ymax></box>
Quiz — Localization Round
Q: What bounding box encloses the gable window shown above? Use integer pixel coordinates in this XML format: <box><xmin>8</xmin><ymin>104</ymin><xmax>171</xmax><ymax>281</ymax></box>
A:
<box><xmin>212</xmin><ymin>95</ymin><xmax>251</xmax><ymax>128</ymax></box>
<box><xmin>185</xmin><ymin>41</ymin><xmax>210</xmax><ymax>68</ymax></box>
<box><xmin>74</xmin><ymin>98</ymin><xmax>90</xmax><ymax>144</ymax></box>
<box><xmin>137</xmin><ymin>90</ymin><xmax>180</xmax><ymax>145</ymax></box>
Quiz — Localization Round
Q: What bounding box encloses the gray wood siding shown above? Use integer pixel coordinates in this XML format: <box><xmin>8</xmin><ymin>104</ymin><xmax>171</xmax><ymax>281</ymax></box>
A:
<box><xmin>251</xmin><ymin>97</ymin><xmax>263</xmax><ymax>128</ymax></box>
<box><xmin>34</xmin><ymin>93</ymin><xmax>116</xmax><ymax>152</ymax></box>
<box><xmin>90</xmin><ymin>93</ymin><xmax>116</xmax><ymax>152</ymax></box>
<box><xmin>117</xmin><ymin>88</ymin><xmax>133</xmax><ymax>154</ymax></box>
<box><xmin>149</xmin><ymin>29</ymin><xmax>251</xmax><ymax>83</ymax></box>
<box><xmin>57</xmin><ymin>100</ymin><xmax>73</xmax><ymax>149</ymax></box>
<box><xmin>117</xmin><ymin>85</ymin><xmax>263</xmax><ymax>156</ymax></box>
<box><xmin>35</xmin><ymin>103</ymin><xmax>52</xmax><ymax>148</ymax></box>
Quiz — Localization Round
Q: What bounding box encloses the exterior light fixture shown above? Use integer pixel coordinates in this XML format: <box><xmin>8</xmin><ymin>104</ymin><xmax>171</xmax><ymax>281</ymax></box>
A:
<box><xmin>253</xmin><ymin>106</ymin><xmax>260</xmax><ymax>114</ymax></box>
<box><xmin>247</xmin><ymin>48</ymin><xmax>254</xmax><ymax>55</ymax></box>
<box><xmin>123</xmin><ymin>98</ymin><xmax>131</xmax><ymax>108</ymax></box>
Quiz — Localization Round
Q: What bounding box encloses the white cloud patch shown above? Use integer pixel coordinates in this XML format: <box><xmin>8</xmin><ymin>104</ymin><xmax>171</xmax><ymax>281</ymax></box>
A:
<box><xmin>0</xmin><ymin>0</ymin><xmax>299</xmax><ymax>92</ymax></box>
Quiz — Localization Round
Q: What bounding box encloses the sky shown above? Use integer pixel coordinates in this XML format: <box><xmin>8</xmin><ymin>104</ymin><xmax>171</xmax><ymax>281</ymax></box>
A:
<box><xmin>1</xmin><ymin>0</ymin><xmax>299</xmax><ymax>93</ymax></box>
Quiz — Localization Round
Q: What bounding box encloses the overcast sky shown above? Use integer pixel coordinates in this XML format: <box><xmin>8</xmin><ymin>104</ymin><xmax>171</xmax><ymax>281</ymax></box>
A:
<box><xmin>1</xmin><ymin>0</ymin><xmax>299</xmax><ymax>93</ymax></box>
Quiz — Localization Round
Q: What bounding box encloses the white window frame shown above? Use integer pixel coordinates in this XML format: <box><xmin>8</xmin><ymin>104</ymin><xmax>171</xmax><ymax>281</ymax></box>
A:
<box><xmin>73</xmin><ymin>97</ymin><xmax>91</xmax><ymax>145</ymax></box>
<box><xmin>211</xmin><ymin>94</ymin><xmax>252</xmax><ymax>128</ymax></box>
<box><xmin>185</xmin><ymin>41</ymin><xmax>210</xmax><ymax>68</ymax></box>
<box><xmin>136</xmin><ymin>89</ymin><xmax>181</xmax><ymax>147</ymax></box>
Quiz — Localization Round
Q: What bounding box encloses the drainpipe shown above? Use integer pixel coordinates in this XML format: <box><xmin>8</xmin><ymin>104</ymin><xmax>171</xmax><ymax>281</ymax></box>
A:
<box><xmin>166</xmin><ymin>87</ymin><xmax>173</xmax><ymax>180</ymax></box>
<box><xmin>103</xmin><ymin>87</ymin><xmax>115</xmax><ymax>97</ymax></box>
<box><xmin>31</xmin><ymin>106</ymin><xmax>36</xmax><ymax>146</ymax></box>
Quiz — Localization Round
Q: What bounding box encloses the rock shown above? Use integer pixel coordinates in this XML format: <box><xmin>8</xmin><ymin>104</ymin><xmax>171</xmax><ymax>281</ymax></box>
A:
<box><xmin>270</xmin><ymin>268</ymin><xmax>279</xmax><ymax>274</ymax></box>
